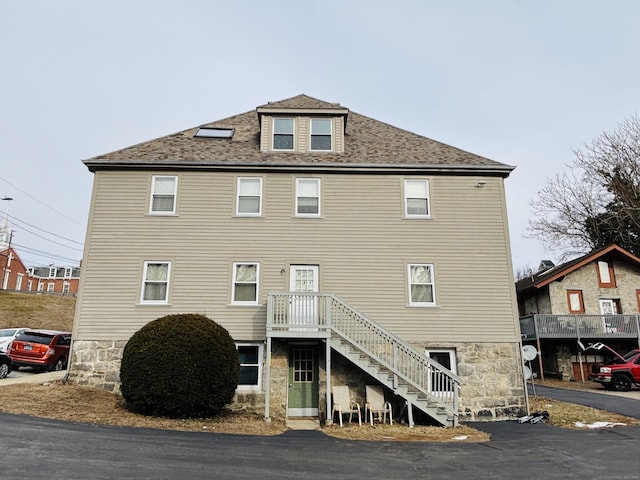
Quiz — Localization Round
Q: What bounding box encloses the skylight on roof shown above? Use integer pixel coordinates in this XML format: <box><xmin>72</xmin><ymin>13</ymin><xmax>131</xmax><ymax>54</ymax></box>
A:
<box><xmin>194</xmin><ymin>127</ymin><xmax>234</xmax><ymax>138</ymax></box>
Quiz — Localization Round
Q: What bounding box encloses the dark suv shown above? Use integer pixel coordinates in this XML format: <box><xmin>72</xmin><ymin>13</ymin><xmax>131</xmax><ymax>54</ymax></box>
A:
<box><xmin>8</xmin><ymin>330</ymin><xmax>72</xmax><ymax>372</ymax></box>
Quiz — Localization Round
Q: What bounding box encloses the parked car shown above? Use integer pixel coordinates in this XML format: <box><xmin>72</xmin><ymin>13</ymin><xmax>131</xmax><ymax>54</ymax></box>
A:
<box><xmin>0</xmin><ymin>327</ymin><xmax>30</xmax><ymax>353</ymax></box>
<box><xmin>8</xmin><ymin>330</ymin><xmax>72</xmax><ymax>372</ymax></box>
<box><xmin>0</xmin><ymin>353</ymin><xmax>12</xmax><ymax>379</ymax></box>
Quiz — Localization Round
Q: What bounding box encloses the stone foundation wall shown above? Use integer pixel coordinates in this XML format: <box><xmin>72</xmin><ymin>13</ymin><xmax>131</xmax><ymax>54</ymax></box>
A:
<box><xmin>68</xmin><ymin>340</ymin><xmax>127</xmax><ymax>393</ymax></box>
<box><xmin>69</xmin><ymin>340</ymin><xmax>526</xmax><ymax>422</ymax></box>
<box><xmin>446</xmin><ymin>342</ymin><xmax>526</xmax><ymax>421</ymax></box>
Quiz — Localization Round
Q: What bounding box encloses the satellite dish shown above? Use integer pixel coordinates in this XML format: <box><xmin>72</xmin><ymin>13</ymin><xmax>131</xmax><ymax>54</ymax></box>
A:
<box><xmin>523</xmin><ymin>365</ymin><xmax>532</xmax><ymax>380</ymax></box>
<box><xmin>522</xmin><ymin>345</ymin><xmax>537</xmax><ymax>361</ymax></box>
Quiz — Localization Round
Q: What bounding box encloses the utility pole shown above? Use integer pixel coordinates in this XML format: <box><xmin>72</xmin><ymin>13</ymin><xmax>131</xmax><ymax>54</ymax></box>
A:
<box><xmin>1</xmin><ymin>196</ymin><xmax>13</xmax><ymax>290</ymax></box>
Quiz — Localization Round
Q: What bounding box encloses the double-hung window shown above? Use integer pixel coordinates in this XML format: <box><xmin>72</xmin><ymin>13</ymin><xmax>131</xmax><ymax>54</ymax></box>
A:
<box><xmin>404</xmin><ymin>179</ymin><xmax>430</xmax><ymax>218</ymax></box>
<box><xmin>296</xmin><ymin>178</ymin><xmax>320</xmax><ymax>216</ymax></box>
<box><xmin>237</xmin><ymin>343</ymin><xmax>263</xmax><ymax>390</ymax></box>
<box><xmin>237</xmin><ymin>177</ymin><xmax>262</xmax><ymax>216</ymax></box>
<box><xmin>150</xmin><ymin>176</ymin><xmax>177</xmax><ymax>215</ymax></box>
<box><xmin>232</xmin><ymin>262</ymin><xmax>259</xmax><ymax>304</ymax></box>
<box><xmin>273</xmin><ymin>118</ymin><xmax>294</xmax><ymax>150</ymax></box>
<box><xmin>310</xmin><ymin>118</ymin><xmax>332</xmax><ymax>151</ymax></box>
<box><xmin>408</xmin><ymin>264</ymin><xmax>436</xmax><ymax>306</ymax></box>
<box><xmin>141</xmin><ymin>261</ymin><xmax>170</xmax><ymax>304</ymax></box>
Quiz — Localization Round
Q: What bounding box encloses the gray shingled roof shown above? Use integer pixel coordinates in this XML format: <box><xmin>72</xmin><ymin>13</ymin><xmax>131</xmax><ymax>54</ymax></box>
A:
<box><xmin>84</xmin><ymin>94</ymin><xmax>514</xmax><ymax>176</ymax></box>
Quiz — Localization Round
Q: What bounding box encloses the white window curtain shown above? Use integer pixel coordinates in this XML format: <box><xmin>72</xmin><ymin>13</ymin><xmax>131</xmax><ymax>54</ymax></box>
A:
<box><xmin>409</xmin><ymin>264</ymin><xmax>434</xmax><ymax>304</ymax></box>
<box><xmin>234</xmin><ymin>263</ymin><xmax>258</xmax><ymax>302</ymax></box>
<box><xmin>143</xmin><ymin>263</ymin><xmax>169</xmax><ymax>302</ymax></box>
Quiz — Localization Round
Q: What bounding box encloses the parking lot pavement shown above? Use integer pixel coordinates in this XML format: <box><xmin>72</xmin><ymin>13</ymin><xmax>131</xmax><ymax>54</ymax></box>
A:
<box><xmin>528</xmin><ymin>384</ymin><xmax>640</xmax><ymax>419</ymax></box>
<box><xmin>0</xmin><ymin>370</ymin><xmax>65</xmax><ymax>386</ymax></box>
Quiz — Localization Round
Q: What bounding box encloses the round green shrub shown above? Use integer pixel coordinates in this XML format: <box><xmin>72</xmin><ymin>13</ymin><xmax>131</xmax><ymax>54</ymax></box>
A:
<box><xmin>120</xmin><ymin>313</ymin><xmax>240</xmax><ymax>418</ymax></box>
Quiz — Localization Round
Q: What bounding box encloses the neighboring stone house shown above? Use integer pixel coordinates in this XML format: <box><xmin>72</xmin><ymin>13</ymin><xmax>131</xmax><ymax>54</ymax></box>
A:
<box><xmin>517</xmin><ymin>244</ymin><xmax>640</xmax><ymax>381</ymax></box>
<box><xmin>69</xmin><ymin>94</ymin><xmax>525</xmax><ymax>425</ymax></box>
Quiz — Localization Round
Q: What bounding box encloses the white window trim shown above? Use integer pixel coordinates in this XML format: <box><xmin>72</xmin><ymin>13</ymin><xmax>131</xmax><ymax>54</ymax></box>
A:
<box><xmin>599</xmin><ymin>298</ymin><xmax>616</xmax><ymax>315</ymax></box>
<box><xmin>309</xmin><ymin>118</ymin><xmax>333</xmax><ymax>152</ymax></box>
<box><xmin>47</xmin><ymin>283</ymin><xmax>55</xmax><ymax>292</ymax></box>
<box><xmin>236</xmin><ymin>177</ymin><xmax>263</xmax><ymax>217</ymax></box>
<box><xmin>295</xmin><ymin>178</ymin><xmax>321</xmax><ymax>217</ymax></box>
<box><xmin>407</xmin><ymin>263</ymin><xmax>436</xmax><ymax>307</ymax></box>
<box><xmin>403</xmin><ymin>179</ymin><xmax>431</xmax><ymax>219</ymax></box>
<box><xmin>231</xmin><ymin>262</ymin><xmax>260</xmax><ymax>305</ymax></box>
<box><xmin>149</xmin><ymin>175</ymin><xmax>178</xmax><ymax>216</ymax></box>
<box><xmin>272</xmin><ymin>117</ymin><xmax>295</xmax><ymax>151</ymax></box>
<box><xmin>236</xmin><ymin>342</ymin><xmax>263</xmax><ymax>391</ymax></box>
<box><xmin>140</xmin><ymin>261</ymin><xmax>171</xmax><ymax>305</ymax></box>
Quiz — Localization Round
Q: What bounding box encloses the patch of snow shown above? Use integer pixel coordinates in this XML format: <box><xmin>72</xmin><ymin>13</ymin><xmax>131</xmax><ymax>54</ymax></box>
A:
<box><xmin>574</xmin><ymin>421</ymin><xmax>626</xmax><ymax>429</ymax></box>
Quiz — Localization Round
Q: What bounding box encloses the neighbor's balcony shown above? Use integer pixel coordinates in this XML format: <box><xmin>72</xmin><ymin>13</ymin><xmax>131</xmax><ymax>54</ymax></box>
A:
<box><xmin>520</xmin><ymin>314</ymin><xmax>640</xmax><ymax>340</ymax></box>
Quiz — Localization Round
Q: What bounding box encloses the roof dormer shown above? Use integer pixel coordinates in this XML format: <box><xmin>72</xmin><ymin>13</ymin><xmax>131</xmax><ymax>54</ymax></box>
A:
<box><xmin>256</xmin><ymin>94</ymin><xmax>349</xmax><ymax>154</ymax></box>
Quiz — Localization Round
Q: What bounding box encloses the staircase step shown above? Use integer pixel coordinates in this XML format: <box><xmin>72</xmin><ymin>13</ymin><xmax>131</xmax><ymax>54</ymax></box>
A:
<box><xmin>328</xmin><ymin>334</ymin><xmax>457</xmax><ymax>427</ymax></box>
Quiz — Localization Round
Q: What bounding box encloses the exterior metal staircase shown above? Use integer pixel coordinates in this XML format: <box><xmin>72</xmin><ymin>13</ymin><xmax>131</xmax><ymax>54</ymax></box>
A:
<box><xmin>267</xmin><ymin>292</ymin><xmax>460</xmax><ymax>427</ymax></box>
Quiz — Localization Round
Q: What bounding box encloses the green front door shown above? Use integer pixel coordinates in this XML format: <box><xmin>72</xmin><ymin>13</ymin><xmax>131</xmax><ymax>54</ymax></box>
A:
<box><xmin>287</xmin><ymin>346</ymin><xmax>319</xmax><ymax>417</ymax></box>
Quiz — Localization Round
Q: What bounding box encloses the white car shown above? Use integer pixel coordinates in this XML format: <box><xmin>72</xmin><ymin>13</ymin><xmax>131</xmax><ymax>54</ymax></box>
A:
<box><xmin>0</xmin><ymin>328</ymin><xmax>30</xmax><ymax>353</ymax></box>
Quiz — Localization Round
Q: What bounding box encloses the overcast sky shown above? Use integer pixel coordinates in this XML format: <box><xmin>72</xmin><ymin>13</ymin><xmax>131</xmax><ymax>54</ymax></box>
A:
<box><xmin>1</xmin><ymin>1</ymin><xmax>639</xmax><ymax>272</ymax></box>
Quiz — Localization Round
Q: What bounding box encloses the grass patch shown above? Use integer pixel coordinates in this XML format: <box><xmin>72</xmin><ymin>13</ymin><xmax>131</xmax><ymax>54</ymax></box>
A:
<box><xmin>529</xmin><ymin>395</ymin><xmax>640</xmax><ymax>429</ymax></box>
<box><xmin>0</xmin><ymin>291</ymin><xmax>75</xmax><ymax>332</ymax></box>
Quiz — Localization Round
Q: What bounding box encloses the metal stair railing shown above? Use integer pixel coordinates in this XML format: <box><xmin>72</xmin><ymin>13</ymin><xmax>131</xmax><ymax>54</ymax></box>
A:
<box><xmin>266</xmin><ymin>292</ymin><xmax>460</xmax><ymax>425</ymax></box>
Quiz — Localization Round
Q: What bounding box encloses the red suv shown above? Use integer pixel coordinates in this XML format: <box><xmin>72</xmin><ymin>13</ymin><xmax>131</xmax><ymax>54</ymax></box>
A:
<box><xmin>8</xmin><ymin>330</ymin><xmax>72</xmax><ymax>372</ymax></box>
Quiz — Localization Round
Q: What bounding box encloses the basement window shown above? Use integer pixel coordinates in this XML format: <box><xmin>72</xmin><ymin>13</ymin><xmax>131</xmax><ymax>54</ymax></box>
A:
<box><xmin>194</xmin><ymin>127</ymin><xmax>234</xmax><ymax>138</ymax></box>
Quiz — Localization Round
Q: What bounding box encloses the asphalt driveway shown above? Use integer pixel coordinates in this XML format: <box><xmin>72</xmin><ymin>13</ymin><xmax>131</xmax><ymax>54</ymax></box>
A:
<box><xmin>0</xmin><ymin>380</ymin><xmax>638</xmax><ymax>479</ymax></box>
<box><xmin>528</xmin><ymin>383</ymin><xmax>640</xmax><ymax>419</ymax></box>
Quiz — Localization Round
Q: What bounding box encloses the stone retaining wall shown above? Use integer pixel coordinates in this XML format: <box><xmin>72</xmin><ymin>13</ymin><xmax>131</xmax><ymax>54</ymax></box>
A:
<box><xmin>69</xmin><ymin>339</ymin><xmax>526</xmax><ymax>422</ymax></box>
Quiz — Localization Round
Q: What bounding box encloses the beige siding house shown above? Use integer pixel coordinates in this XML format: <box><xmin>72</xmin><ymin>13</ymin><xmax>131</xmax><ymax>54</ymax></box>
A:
<box><xmin>70</xmin><ymin>95</ymin><xmax>525</xmax><ymax>425</ymax></box>
<box><xmin>517</xmin><ymin>244</ymin><xmax>640</xmax><ymax>383</ymax></box>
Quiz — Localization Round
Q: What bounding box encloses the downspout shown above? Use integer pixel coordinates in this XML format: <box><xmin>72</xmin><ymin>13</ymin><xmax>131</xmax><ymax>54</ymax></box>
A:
<box><xmin>264</xmin><ymin>336</ymin><xmax>272</xmax><ymax>423</ymax></box>
<box><xmin>325</xmin><ymin>295</ymin><xmax>333</xmax><ymax>425</ymax></box>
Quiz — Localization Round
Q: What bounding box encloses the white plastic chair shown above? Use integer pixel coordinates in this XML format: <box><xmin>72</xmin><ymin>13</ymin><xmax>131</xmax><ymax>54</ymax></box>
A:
<box><xmin>331</xmin><ymin>385</ymin><xmax>362</xmax><ymax>427</ymax></box>
<box><xmin>365</xmin><ymin>385</ymin><xmax>392</xmax><ymax>425</ymax></box>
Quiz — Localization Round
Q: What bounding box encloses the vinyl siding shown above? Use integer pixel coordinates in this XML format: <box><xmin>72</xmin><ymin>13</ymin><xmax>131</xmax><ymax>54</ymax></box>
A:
<box><xmin>74</xmin><ymin>170</ymin><xmax>519</xmax><ymax>343</ymax></box>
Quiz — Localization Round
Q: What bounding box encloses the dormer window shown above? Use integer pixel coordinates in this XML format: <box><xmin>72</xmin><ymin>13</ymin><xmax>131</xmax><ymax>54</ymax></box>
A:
<box><xmin>310</xmin><ymin>118</ymin><xmax>332</xmax><ymax>151</ymax></box>
<box><xmin>273</xmin><ymin>118</ymin><xmax>294</xmax><ymax>150</ymax></box>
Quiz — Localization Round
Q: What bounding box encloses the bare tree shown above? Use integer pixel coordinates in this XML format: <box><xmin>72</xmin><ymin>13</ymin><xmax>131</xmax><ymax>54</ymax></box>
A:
<box><xmin>529</xmin><ymin>114</ymin><xmax>640</xmax><ymax>259</ymax></box>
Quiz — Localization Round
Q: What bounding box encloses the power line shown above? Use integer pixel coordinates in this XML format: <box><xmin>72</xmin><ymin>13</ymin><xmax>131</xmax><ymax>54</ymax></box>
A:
<box><xmin>7</xmin><ymin>215</ymin><xmax>84</xmax><ymax>252</ymax></box>
<box><xmin>0</xmin><ymin>175</ymin><xmax>86</xmax><ymax>228</ymax></box>
<box><xmin>12</xmin><ymin>242</ymin><xmax>81</xmax><ymax>265</ymax></box>
<box><xmin>8</xmin><ymin>214</ymin><xmax>84</xmax><ymax>246</ymax></box>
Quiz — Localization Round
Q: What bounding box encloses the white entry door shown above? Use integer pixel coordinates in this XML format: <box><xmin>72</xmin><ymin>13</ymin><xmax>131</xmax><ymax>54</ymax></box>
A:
<box><xmin>289</xmin><ymin>265</ymin><xmax>319</xmax><ymax>330</ymax></box>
